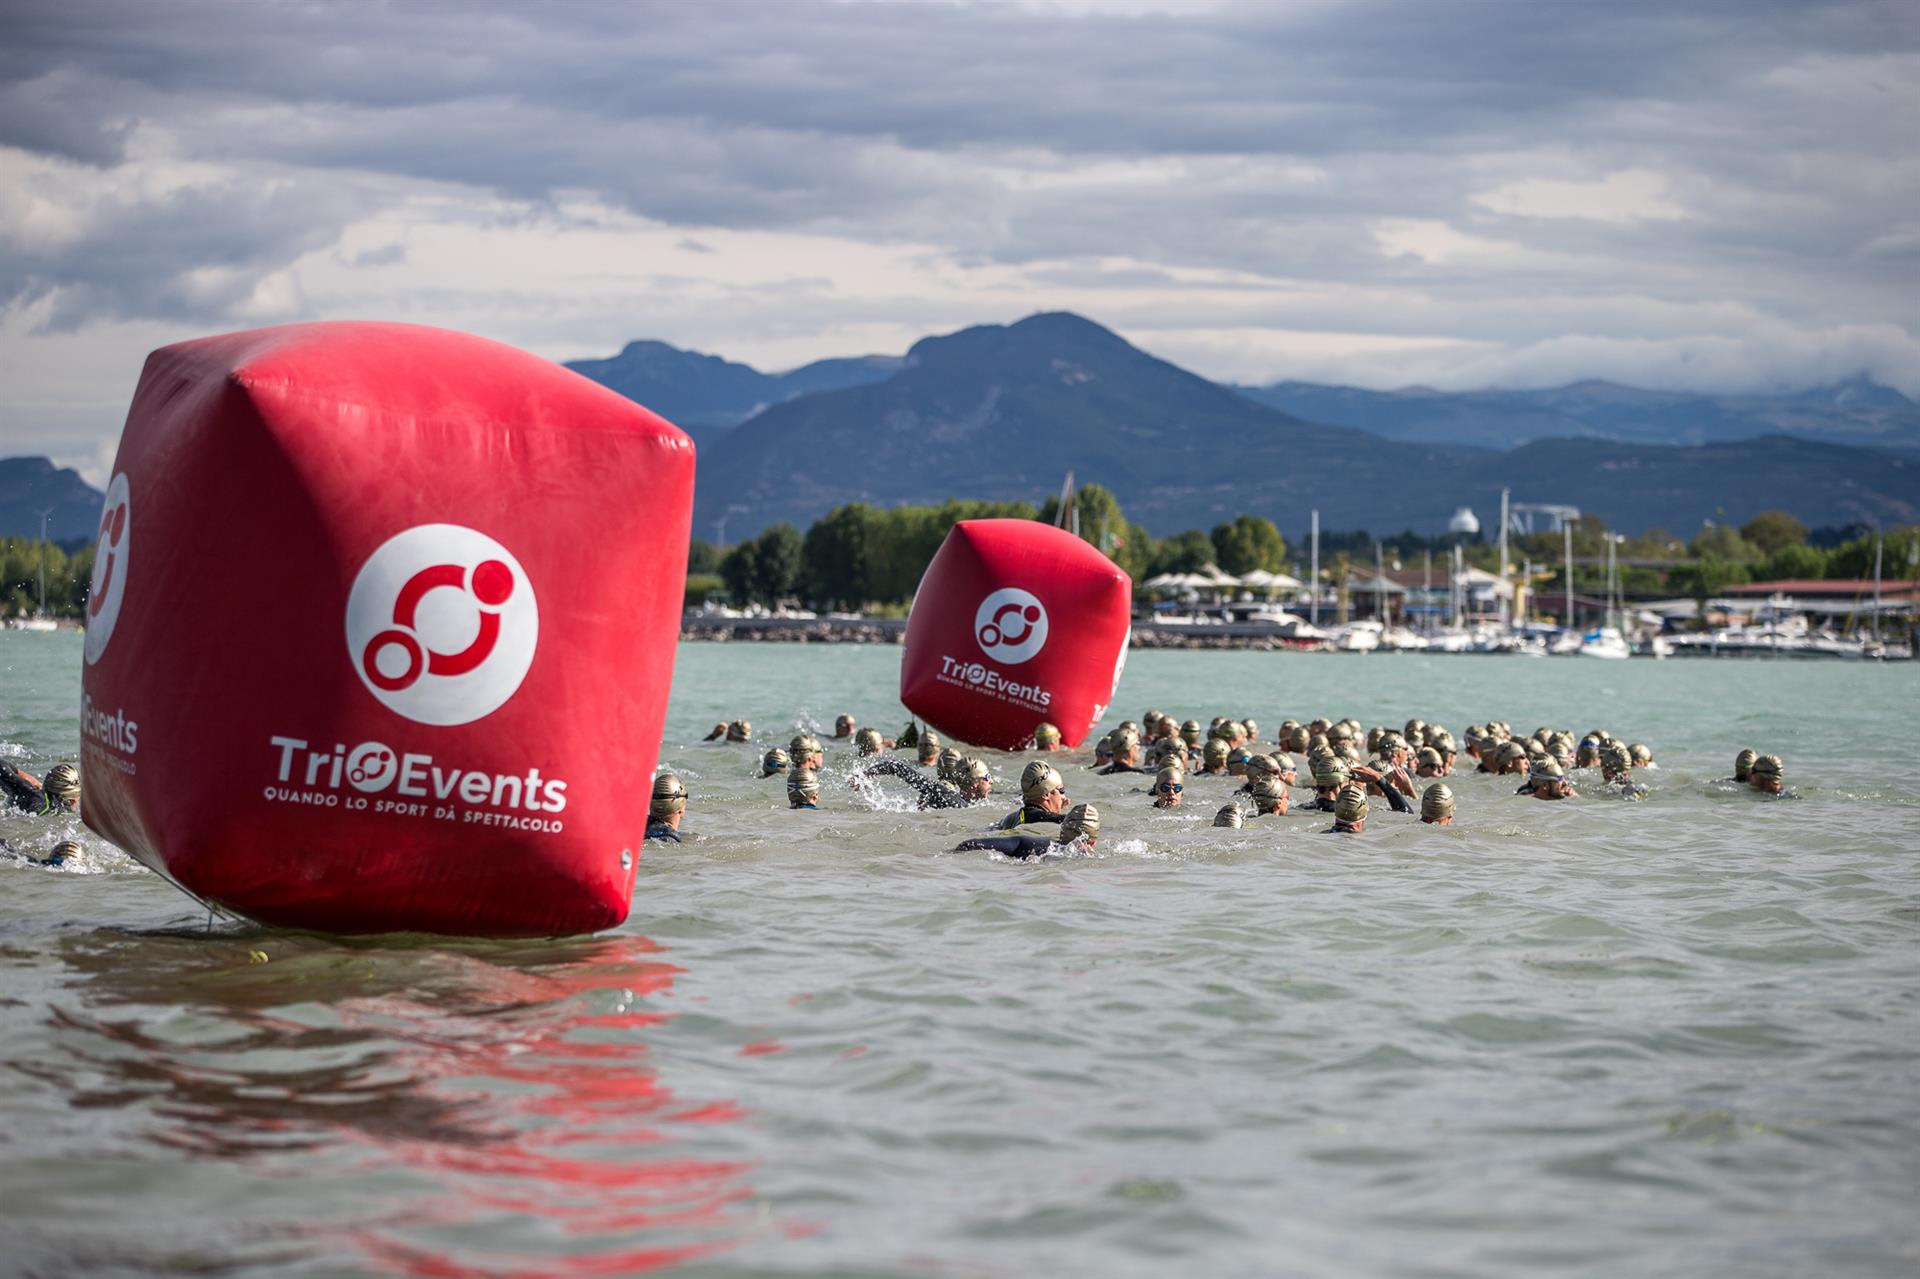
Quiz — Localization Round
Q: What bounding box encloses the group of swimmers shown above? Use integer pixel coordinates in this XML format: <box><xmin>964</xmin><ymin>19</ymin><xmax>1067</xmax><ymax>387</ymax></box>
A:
<box><xmin>0</xmin><ymin>711</ymin><xmax>1788</xmax><ymax>872</ymax></box>
<box><xmin>658</xmin><ymin>710</ymin><xmax>1788</xmax><ymax>860</ymax></box>
<box><xmin>0</xmin><ymin>759</ymin><xmax>83</xmax><ymax>866</ymax></box>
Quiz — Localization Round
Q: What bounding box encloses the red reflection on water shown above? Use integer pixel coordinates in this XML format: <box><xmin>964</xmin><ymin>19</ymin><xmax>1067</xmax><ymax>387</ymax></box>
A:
<box><xmin>328</xmin><ymin>934</ymin><xmax>761</xmax><ymax>1275</ymax></box>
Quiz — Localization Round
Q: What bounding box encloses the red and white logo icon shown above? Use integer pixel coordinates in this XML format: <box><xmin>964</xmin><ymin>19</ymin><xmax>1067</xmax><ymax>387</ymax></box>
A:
<box><xmin>974</xmin><ymin>587</ymin><xmax>1048</xmax><ymax>665</ymax></box>
<box><xmin>84</xmin><ymin>473</ymin><xmax>132</xmax><ymax>665</ymax></box>
<box><xmin>346</xmin><ymin>524</ymin><xmax>538</xmax><ymax>726</ymax></box>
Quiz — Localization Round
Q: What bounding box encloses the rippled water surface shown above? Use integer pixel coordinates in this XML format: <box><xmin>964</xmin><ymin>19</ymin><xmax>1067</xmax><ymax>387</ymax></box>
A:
<box><xmin>4</xmin><ymin>632</ymin><xmax>1918</xmax><ymax>1277</ymax></box>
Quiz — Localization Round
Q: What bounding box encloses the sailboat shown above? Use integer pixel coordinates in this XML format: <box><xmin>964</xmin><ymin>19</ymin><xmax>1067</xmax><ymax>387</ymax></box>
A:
<box><xmin>1578</xmin><ymin>534</ymin><xmax>1631</xmax><ymax>658</ymax></box>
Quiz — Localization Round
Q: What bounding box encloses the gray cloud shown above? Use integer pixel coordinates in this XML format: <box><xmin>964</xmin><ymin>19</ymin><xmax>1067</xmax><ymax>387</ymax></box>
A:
<box><xmin>0</xmin><ymin>0</ymin><xmax>1914</xmax><ymax>393</ymax></box>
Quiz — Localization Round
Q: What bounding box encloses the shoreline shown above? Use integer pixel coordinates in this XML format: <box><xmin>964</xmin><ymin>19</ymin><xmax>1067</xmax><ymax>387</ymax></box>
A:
<box><xmin>681</xmin><ymin>615</ymin><xmax>1341</xmax><ymax>651</ymax></box>
<box><xmin>680</xmin><ymin>614</ymin><xmax>1917</xmax><ymax>657</ymax></box>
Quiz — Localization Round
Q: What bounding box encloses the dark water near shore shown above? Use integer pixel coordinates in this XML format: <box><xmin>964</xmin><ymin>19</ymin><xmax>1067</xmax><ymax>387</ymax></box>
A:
<box><xmin>4</xmin><ymin>632</ymin><xmax>1918</xmax><ymax>1276</ymax></box>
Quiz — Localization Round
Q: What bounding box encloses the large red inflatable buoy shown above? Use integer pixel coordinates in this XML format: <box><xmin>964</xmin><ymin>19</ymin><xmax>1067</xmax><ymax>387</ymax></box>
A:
<box><xmin>79</xmin><ymin>322</ymin><xmax>693</xmax><ymax>936</ymax></box>
<box><xmin>899</xmin><ymin>519</ymin><xmax>1130</xmax><ymax>749</ymax></box>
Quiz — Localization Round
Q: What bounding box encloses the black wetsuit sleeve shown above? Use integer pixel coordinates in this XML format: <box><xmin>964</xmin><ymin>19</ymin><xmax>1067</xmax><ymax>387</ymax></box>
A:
<box><xmin>1097</xmin><ymin>763</ymin><xmax>1149</xmax><ymax>775</ymax></box>
<box><xmin>953</xmin><ymin>834</ymin><xmax>1053</xmax><ymax>859</ymax></box>
<box><xmin>0</xmin><ymin>762</ymin><xmax>43</xmax><ymax>812</ymax></box>
<box><xmin>644</xmin><ymin>820</ymin><xmax>682</xmax><ymax>843</ymax></box>
<box><xmin>869</xmin><ymin>757</ymin><xmax>965</xmax><ymax>809</ymax></box>
<box><xmin>1381</xmin><ymin>784</ymin><xmax>1411</xmax><ymax>815</ymax></box>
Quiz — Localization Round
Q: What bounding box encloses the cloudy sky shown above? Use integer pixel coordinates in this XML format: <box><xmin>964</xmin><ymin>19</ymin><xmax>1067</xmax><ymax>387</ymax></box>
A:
<box><xmin>3</xmin><ymin>0</ymin><xmax>1916</xmax><ymax>480</ymax></box>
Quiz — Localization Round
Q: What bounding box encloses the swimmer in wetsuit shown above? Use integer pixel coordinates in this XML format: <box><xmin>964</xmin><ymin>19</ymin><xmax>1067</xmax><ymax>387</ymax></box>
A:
<box><xmin>1748</xmin><ymin>753</ymin><xmax>1788</xmax><ymax>796</ymax></box>
<box><xmin>645</xmin><ymin>773</ymin><xmax>686</xmax><ymax>842</ymax></box>
<box><xmin>1326</xmin><ymin>783</ymin><xmax>1371</xmax><ymax>833</ymax></box>
<box><xmin>1149</xmin><ymin>765</ymin><xmax>1184</xmax><ymax>809</ymax></box>
<box><xmin>1247</xmin><ymin>777</ymin><xmax>1288</xmax><ymax>817</ymax></box>
<box><xmin>1725</xmin><ymin>748</ymin><xmax>1757</xmax><ymax>785</ymax></box>
<box><xmin>1213</xmin><ymin>804</ymin><xmax>1244</xmax><ymax>828</ymax></box>
<box><xmin>0</xmin><ymin>838</ymin><xmax>80</xmax><ymax>867</ymax></box>
<box><xmin>788</xmin><ymin>767</ymin><xmax>821</xmax><ymax>809</ymax></box>
<box><xmin>1597</xmin><ymin>744</ymin><xmax>1648</xmax><ymax>800</ymax></box>
<box><xmin>1299</xmin><ymin>755</ymin><xmax>1346</xmax><ymax>813</ymax></box>
<box><xmin>1030</xmin><ymin>722</ymin><xmax>1062</xmax><ymax>753</ymax></box>
<box><xmin>953</xmin><ymin>803</ymin><xmax>1099</xmax><ymax>860</ymax></box>
<box><xmin>1097</xmin><ymin>731</ymin><xmax>1149</xmax><ymax>775</ymax></box>
<box><xmin>1420</xmin><ymin>783</ymin><xmax>1455</xmax><ymax>825</ymax></box>
<box><xmin>758</xmin><ymin>746</ymin><xmax>792</xmax><ymax>778</ymax></box>
<box><xmin>0</xmin><ymin>762</ymin><xmax>78</xmax><ymax>816</ymax></box>
<box><xmin>860</xmin><ymin>755</ymin><xmax>988</xmax><ymax>809</ymax></box>
<box><xmin>992</xmin><ymin>761</ymin><xmax>1069</xmax><ymax>830</ymax></box>
<box><xmin>1519</xmin><ymin>758</ymin><xmax>1576</xmax><ymax>800</ymax></box>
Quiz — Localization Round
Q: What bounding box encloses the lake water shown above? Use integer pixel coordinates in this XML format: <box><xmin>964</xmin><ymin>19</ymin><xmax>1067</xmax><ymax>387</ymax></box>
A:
<box><xmin>3</xmin><ymin>630</ymin><xmax>1918</xmax><ymax>1277</ymax></box>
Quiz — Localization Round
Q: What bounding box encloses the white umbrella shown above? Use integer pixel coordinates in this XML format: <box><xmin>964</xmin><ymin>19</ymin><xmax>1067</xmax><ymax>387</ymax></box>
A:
<box><xmin>1239</xmin><ymin>568</ymin><xmax>1278</xmax><ymax>588</ymax></box>
<box><xmin>1197</xmin><ymin>562</ymin><xmax>1241</xmax><ymax>587</ymax></box>
<box><xmin>1143</xmin><ymin>573</ymin><xmax>1182</xmax><ymax>590</ymax></box>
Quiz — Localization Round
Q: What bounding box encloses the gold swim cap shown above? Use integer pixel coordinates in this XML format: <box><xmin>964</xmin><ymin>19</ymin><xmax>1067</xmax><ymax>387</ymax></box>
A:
<box><xmin>649</xmin><ymin>772</ymin><xmax>687</xmax><ymax>817</ymax></box>
<box><xmin>44</xmin><ymin>764</ymin><xmax>80</xmax><ymax>801</ymax></box>
<box><xmin>1059</xmin><ymin>803</ymin><xmax>1100</xmax><ymax>842</ymax></box>
<box><xmin>1021</xmin><ymin>760</ymin><xmax>1065</xmax><ymax>802</ymax></box>
<box><xmin>1034</xmin><ymin>722</ymin><xmax>1060</xmax><ymax>744</ymax></box>
<box><xmin>854</xmin><ymin>727</ymin><xmax>884</xmax><ymax>754</ymax></box>
<box><xmin>760</xmin><ymin>746</ymin><xmax>791</xmax><ymax>777</ymax></box>
<box><xmin>1421</xmin><ymin>783</ymin><xmax>1455</xmax><ymax>820</ymax></box>
<box><xmin>787</xmin><ymin>767</ymin><xmax>820</xmax><ymax>804</ymax></box>
<box><xmin>1213</xmin><ymin>804</ymin><xmax>1244</xmax><ymax>828</ymax></box>
<box><xmin>1752</xmin><ymin>754</ymin><xmax>1783</xmax><ymax>778</ymax></box>
<box><xmin>726</xmin><ymin>719</ymin><xmax>751</xmax><ymax>742</ymax></box>
<box><xmin>1334</xmin><ymin>783</ymin><xmax>1369</xmax><ymax>823</ymax></box>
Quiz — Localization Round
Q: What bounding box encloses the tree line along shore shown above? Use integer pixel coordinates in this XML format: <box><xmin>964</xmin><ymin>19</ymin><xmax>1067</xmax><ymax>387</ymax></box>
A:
<box><xmin>685</xmin><ymin>487</ymin><xmax>1919</xmax><ymax>619</ymax></box>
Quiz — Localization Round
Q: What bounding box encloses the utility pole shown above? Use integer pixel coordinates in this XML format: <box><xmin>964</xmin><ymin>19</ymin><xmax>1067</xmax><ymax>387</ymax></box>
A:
<box><xmin>37</xmin><ymin>509</ymin><xmax>52</xmax><ymax>617</ymax></box>
<box><xmin>1498</xmin><ymin>487</ymin><xmax>1511</xmax><ymax>629</ymax></box>
<box><xmin>1423</xmin><ymin>548</ymin><xmax>1432</xmax><ymax>635</ymax></box>
<box><xmin>1563</xmin><ymin>520</ymin><xmax>1574</xmax><ymax>631</ymax></box>
<box><xmin>1309</xmin><ymin>509</ymin><xmax>1319</xmax><ymax>626</ymax></box>
<box><xmin>1866</xmin><ymin>530</ymin><xmax>1881</xmax><ymax>641</ymax></box>
<box><xmin>1375</xmin><ymin>540</ymin><xmax>1387</xmax><ymax>625</ymax></box>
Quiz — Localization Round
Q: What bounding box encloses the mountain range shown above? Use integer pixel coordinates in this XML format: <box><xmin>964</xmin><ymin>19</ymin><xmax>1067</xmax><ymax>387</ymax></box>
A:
<box><xmin>562</xmin><ymin>341</ymin><xmax>902</xmax><ymax>442</ymax></box>
<box><xmin>667</xmin><ymin>313</ymin><xmax>1919</xmax><ymax>541</ymax></box>
<box><xmin>8</xmin><ymin>315</ymin><xmax>1917</xmax><ymax>545</ymax></box>
<box><xmin>1234</xmin><ymin>376</ymin><xmax>1920</xmax><ymax>454</ymax></box>
<box><xmin>0</xmin><ymin>456</ymin><xmax>112</xmax><ymax>545</ymax></box>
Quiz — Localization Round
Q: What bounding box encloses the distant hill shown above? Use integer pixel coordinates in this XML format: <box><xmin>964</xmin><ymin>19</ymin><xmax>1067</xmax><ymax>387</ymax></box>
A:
<box><xmin>693</xmin><ymin>313</ymin><xmax>1489</xmax><ymax>539</ymax></box>
<box><xmin>562</xmin><ymin>341</ymin><xmax>902</xmax><ymax>441</ymax></box>
<box><xmin>1235</xmin><ymin>375</ymin><xmax>1920</xmax><ymax>453</ymax></box>
<box><xmin>691</xmin><ymin>313</ymin><xmax>1920</xmax><ymax>540</ymax></box>
<box><xmin>1481</xmin><ymin>435</ymin><xmax>1919</xmax><ymax>536</ymax></box>
<box><xmin>0</xmin><ymin>457</ymin><xmax>105</xmax><ymax>545</ymax></box>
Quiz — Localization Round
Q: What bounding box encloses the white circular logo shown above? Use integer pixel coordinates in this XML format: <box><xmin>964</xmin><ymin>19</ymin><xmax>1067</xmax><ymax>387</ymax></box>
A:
<box><xmin>84</xmin><ymin>472</ymin><xmax>132</xmax><ymax>665</ymax></box>
<box><xmin>345</xmin><ymin>524</ymin><xmax>538</xmax><ymax>726</ymax></box>
<box><xmin>974</xmin><ymin>587</ymin><xmax>1048</xmax><ymax>665</ymax></box>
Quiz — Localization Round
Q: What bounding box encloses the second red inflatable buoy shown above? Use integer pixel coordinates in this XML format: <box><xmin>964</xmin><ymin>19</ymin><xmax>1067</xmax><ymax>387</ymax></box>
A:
<box><xmin>900</xmin><ymin>519</ymin><xmax>1130</xmax><ymax>749</ymax></box>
